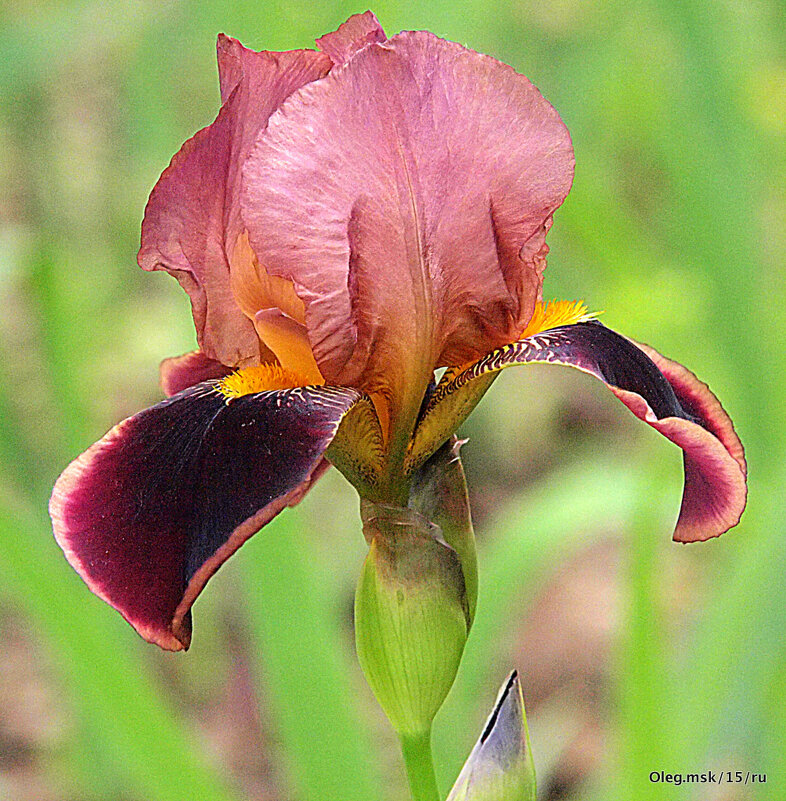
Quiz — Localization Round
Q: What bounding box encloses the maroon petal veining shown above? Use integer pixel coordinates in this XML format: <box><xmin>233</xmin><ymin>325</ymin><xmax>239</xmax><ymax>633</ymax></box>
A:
<box><xmin>50</xmin><ymin>383</ymin><xmax>361</xmax><ymax>650</ymax></box>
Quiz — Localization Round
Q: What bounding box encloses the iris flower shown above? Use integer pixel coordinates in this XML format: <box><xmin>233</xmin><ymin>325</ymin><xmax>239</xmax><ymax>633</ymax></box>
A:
<box><xmin>50</xmin><ymin>12</ymin><xmax>746</xmax><ymax>651</ymax></box>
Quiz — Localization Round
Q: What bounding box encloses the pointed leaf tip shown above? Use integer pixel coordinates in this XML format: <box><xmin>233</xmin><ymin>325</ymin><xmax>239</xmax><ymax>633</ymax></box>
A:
<box><xmin>447</xmin><ymin>672</ymin><xmax>536</xmax><ymax>801</ymax></box>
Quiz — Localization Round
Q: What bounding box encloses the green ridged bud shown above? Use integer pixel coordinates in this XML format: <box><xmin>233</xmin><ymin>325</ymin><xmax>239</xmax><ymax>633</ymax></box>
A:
<box><xmin>446</xmin><ymin>672</ymin><xmax>537</xmax><ymax>801</ymax></box>
<box><xmin>355</xmin><ymin>500</ymin><xmax>469</xmax><ymax>738</ymax></box>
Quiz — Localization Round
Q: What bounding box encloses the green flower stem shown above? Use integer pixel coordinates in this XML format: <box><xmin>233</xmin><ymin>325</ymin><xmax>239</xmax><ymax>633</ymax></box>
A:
<box><xmin>400</xmin><ymin>730</ymin><xmax>441</xmax><ymax>801</ymax></box>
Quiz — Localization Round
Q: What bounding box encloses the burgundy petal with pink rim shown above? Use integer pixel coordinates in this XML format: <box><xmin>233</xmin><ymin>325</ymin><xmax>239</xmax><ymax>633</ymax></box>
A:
<box><xmin>630</xmin><ymin>340</ymin><xmax>747</xmax><ymax>541</ymax></box>
<box><xmin>242</xmin><ymin>31</ymin><xmax>574</xmax><ymax>420</ymax></box>
<box><xmin>138</xmin><ymin>35</ymin><xmax>332</xmax><ymax>368</ymax></box>
<box><xmin>50</xmin><ymin>383</ymin><xmax>362</xmax><ymax>650</ymax></box>
<box><xmin>425</xmin><ymin>321</ymin><xmax>746</xmax><ymax>542</ymax></box>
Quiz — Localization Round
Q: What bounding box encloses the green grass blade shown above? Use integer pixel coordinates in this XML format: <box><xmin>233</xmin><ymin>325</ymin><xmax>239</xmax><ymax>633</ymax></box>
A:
<box><xmin>434</xmin><ymin>459</ymin><xmax>643</xmax><ymax>784</ymax></box>
<box><xmin>241</xmin><ymin>502</ymin><xmax>381</xmax><ymax>801</ymax></box>
<box><xmin>0</xmin><ymin>499</ymin><xmax>243</xmax><ymax>801</ymax></box>
<box><xmin>614</xmin><ymin>480</ymin><xmax>671</xmax><ymax>800</ymax></box>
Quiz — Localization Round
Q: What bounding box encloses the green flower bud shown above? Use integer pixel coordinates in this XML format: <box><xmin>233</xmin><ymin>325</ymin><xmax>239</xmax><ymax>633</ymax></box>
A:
<box><xmin>355</xmin><ymin>500</ymin><xmax>469</xmax><ymax>738</ymax></box>
<box><xmin>446</xmin><ymin>672</ymin><xmax>537</xmax><ymax>801</ymax></box>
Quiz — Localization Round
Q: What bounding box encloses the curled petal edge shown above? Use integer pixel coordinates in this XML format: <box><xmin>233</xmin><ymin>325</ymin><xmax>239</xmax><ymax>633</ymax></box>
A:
<box><xmin>315</xmin><ymin>10</ymin><xmax>386</xmax><ymax>65</ymax></box>
<box><xmin>410</xmin><ymin>321</ymin><xmax>746</xmax><ymax>542</ymax></box>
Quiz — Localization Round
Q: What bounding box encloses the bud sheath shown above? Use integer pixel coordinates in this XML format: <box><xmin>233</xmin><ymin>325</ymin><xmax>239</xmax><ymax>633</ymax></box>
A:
<box><xmin>409</xmin><ymin>437</ymin><xmax>478</xmax><ymax>625</ymax></box>
<box><xmin>355</xmin><ymin>501</ymin><xmax>469</xmax><ymax>738</ymax></box>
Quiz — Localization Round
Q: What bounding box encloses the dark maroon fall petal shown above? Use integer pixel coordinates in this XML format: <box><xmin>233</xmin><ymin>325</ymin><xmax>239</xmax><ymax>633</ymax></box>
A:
<box><xmin>426</xmin><ymin>321</ymin><xmax>746</xmax><ymax>542</ymax></box>
<box><xmin>50</xmin><ymin>384</ymin><xmax>361</xmax><ymax>650</ymax></box>
<box><xmin>519</xmin><ymin>322</ymin><xmax>746</xmax><ymax>541</ymax></box>
<box><xmin>159</xmin><ymin>350</ymin><xmax>232</xmax><ymax>397</ymax></box>
<box><xmin>627</xmin><ymin>341</ymin><xmax>747</xmax><ymax>542</ymax></box>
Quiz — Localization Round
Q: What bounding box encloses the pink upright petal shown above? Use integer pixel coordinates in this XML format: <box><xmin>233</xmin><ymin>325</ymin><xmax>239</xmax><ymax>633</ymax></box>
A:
<box><xmin>50</xmin><ymin>383</ymin><xmax>362</xmax><ymax>650</ymax></box>
<box><xmin>138</xmin><ymin>37</ymin><xmax>331</xmax><ymax>368</ymax></box>
<box><xmin>242</xmin><ymin>31</ymin><xmax>574</xmax><ymax>424</ymax></box>
<box><xmin>315</xmin><ymin>11</ymin><xmax>387</xmax><ymax>65</ymax></box>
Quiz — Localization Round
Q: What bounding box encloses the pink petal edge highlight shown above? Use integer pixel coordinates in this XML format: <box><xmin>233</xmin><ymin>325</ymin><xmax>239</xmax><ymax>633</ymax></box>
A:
<box><xmin>168</xmin><ymin>460</ymin><xmax>329</xmax><ymax>648</ymax></box>
<box><xmin>315</xmin><ymin>10</ymin><xmax>387</xmax><ymax>65</ymax></box>
<box><xmin>51</xmin><ymin>435</ymin><xmax>327</xmax><ymax>650</ymax></box>
<box><xmin>50</xmin><ymin>415</ymin><xmax>190</xmax><ymax>651</ymax></box>
<box><xmin>629</xmin><ymin>342</ymin><xmax>746</xmax><ymax>542</ymax></box>
<box><xmin>441</xmin><ymin>322</ymin><xmax>747</xmax><ymax>543</ymax></box>
<box><xmin>49</xmin><ymin>385</ymin><xmax>356</xmax><ymax>651</ymax></box>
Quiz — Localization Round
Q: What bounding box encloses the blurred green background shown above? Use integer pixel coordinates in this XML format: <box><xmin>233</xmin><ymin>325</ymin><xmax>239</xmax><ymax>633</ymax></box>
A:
<box><xmin>1</xmin><ymin>1</ymin><xmax>783</xmax><ymax>799</ymax></box>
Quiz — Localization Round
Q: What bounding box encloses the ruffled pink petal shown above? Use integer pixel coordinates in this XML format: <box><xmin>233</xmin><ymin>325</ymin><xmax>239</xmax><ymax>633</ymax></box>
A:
<box><xmin>315</xmin><ymin>11</ymin><xmax>387</xmax><ymax>65</ymax></box>
<box><xmin>159</xmin><ymin>350</ymin><xmax>232</xmax><ymax>396</ymax></box>
<box><xmin>50</xmin><ymin>383</ymin><xmax>361</xmax><ymax>650</ymax></box>
<box><xmin>138</xmin><ymin>37</ymin><xmax>331</xmax><ymax>368</ymax></box>
<box><xmin>242</xmin><ymin>31</ymin><xmax>574</xmax><ymax>413</ymax></box>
